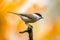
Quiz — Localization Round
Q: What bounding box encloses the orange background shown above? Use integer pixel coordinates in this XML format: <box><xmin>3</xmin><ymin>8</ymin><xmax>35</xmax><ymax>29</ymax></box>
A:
<box><xmin>0</xmin><ymin>0</ymin><xmax>60</xmax><ymax>40</ymax></box>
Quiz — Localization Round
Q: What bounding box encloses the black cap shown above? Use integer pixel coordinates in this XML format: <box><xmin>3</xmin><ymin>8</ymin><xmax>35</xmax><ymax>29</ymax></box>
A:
<box><xmin>35</xmin><ymin>13</ymin><xmax>42</xmax><ymax>17</ymax></box>
<box><xmin>34</xmin><ymin>13</ymin><xmax>43</xmax><ymax>18</ymax></box>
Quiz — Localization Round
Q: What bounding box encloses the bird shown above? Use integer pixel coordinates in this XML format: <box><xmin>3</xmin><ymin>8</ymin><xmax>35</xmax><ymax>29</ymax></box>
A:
<box><xmin>9</xmin><ymin>12</ymin><xmax>43</xmax><ymax>24</ymax></box>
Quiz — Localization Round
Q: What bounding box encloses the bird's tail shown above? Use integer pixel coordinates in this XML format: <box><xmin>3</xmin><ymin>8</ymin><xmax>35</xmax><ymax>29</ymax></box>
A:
<box><xmin>8</xmin><ymin>11</ymin><xmax>19</xmax><ymax>15</ymax></box>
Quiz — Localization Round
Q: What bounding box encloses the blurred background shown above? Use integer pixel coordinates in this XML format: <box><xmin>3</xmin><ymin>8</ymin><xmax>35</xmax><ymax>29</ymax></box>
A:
<box><xmin>0</xmin><ymin>0</ymin><xmax>60</xmax><ymax>40</ymax></box>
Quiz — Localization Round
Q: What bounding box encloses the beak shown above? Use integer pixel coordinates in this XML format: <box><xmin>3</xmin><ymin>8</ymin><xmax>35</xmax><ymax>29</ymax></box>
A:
<box><xmin>41</xmin><ymin>17</ymin><xmax>43</xmax><ymax>19</ymax></box>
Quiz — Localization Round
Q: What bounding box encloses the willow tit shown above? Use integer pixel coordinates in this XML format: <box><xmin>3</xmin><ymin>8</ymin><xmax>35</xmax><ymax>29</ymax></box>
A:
<box><xmin>9</xmin><ymin>12</ymin><xmax>43</xmax><ymax>24</ymax></box>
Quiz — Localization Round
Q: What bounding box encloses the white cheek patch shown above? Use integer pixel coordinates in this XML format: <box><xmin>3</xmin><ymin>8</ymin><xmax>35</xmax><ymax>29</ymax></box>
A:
<box><xmin>33</xmin><ymin>14</ymin><xmax>42</xmax><ymax>20</ymax></box>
